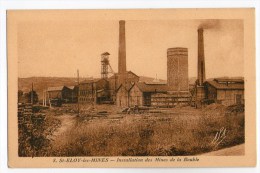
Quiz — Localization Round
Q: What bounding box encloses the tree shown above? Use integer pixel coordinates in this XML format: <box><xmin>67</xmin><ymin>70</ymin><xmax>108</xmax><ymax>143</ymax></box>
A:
<box><xmin>26</xmin><ymin>91</ymin><xmax>39</xmax><ymax>104</ymax></box>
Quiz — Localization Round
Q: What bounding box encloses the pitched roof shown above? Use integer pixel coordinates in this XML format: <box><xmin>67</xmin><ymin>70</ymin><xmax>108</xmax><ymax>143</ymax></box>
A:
<box><xmin>144</xmin><ymin>80</ymin><xmax>167</xmax><ymax>85</ymax></box>
<box><xmin>205</xmin><ymin>79</ymin><xmax>244</xmax><ymax>90</ymax></box>
<box><xmin>116</xmin><ymin>83</ymin><xmax>135</xmax><ymax>92</ymax></box>
<box><xmin>127</xmin><ymin>71</ymin><xmax>139</xmax><ymax>78</ymax></box>
<box><xmin>47</xmin><ymin>86</ymin><xmax>64</xmax><ymax>91</ymax></box>
<box><xmin>214</xmin><ymin>78</ymin><xmax>244</xmax><ymax>83</ymax></box>
<box><xmin>66</xmin><ymin>86</ymin><xmax>76</xmax><ymax>90</ymax></box>
<box><xmin>109</xmin><ymin>71</ymin><xmax>139</xmax><ymax>79</ymax></box>
<box><xmin>139</xmin><ymin>76</ymin><xmax>167</xmax><ymax>84</ymax></box>
<box><xmin>135</xmin><ymin>82</ymin><xmax>169</xmax><ymax>93</ymax></box>
<box><xmin>80</xmin><ymin>78</ymin><xmax>107</xmax><ymax>84</ymax></box>
<box><xmin>152</xmin><ymin>91</ymin><xmax>191</xmax><ymax>98</ymax></box>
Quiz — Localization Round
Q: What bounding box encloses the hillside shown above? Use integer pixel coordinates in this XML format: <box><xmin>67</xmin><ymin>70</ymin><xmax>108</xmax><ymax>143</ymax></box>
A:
<box><xmin>18</xmin><ymin>76</ymin><xmax>198</xmax><ymax>100</ymax></box>
<box><xmin>18</xmin><ymin>77</ymin><xmax>79</xmax><ymax>100</ymax></box>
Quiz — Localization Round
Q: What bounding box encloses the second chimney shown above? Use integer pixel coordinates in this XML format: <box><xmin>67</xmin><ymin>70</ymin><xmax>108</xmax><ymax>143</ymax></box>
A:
<box><xmin>118</xmin><ymin>20</ymin><xmax>127</xmax><ymax>86</ymax></box>
<box><xmin>197</xmin><ymin>28</ymin><xmax>206</xmax><ymax>86</ymax></box>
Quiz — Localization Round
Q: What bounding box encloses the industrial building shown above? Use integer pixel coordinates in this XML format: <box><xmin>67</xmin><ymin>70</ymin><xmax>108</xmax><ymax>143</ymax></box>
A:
<box><xmin>117</xmin><ymin>82</ymin><xmax>169</xmax><ymax>107</ymax></box>
<box><xmin>192</xmin><ymin>28</ymin><xmax>245</xmax><ymax>108</ymax></box>
<box><xmin>76</xmin><ymin>20</ymin><xmax>244</xmax><ymax>108</ymax></box>
<box><xmin>204</xmin><ymin>78</ymin><xmax>244</xmax><ymax>106</ymax></box>
<box><xmin>47</xmin><ymin>86</ymin><xmax>64</xmax><ymax>99</ymax></box>
<box><xmin>116</xmin><ymin>80</ymin><xmax>191</xmax><ymax>108</ymax></box>
<box><xmin>47</xmin><ymin>86</ymin><xmax>77</xmax><ymax>103</ymax></box>
<box><xmin>108</xmin><ymin>71</ymin><xmax>139</xmax><ymax>103</ymax></box>
<box><xmin>44</xmin><ymin>86</ymin><xmax>78</xmax><ymax>106</ymax></box>
<box><xmin>114</xmin><ymin>20</ymin><xmax>191</xmax><ymax>107</ymax></box>
<box><xmin>78</xmin><ymin>78</ymin><xmax>109</xmax><ymax>104</ymax></box>
<box><xmin>66</xmin><ymin>86</ymin><xmax>78</xmax><ymax>103</ymax></box>
<box><xmin>151</xmin><ymin>92</ymin><xmax>191</xmax><ymax>107</ymax></box>
<box><xmin>74</xmin><ymin>20</ymin><xmax>191</xmax><ymax>108</ymax></box>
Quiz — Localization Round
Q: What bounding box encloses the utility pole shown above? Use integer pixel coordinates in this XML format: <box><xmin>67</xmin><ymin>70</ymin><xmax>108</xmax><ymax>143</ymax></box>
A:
<box><xmin>31</xmin><ymin>83</ymin><xmax>34</xmax><ymax>105</ymax></box>
<box><xmin>44</xmin><ymin>90</ymin><xmax>47</xmax><ymax>106</ymax></box>
<box><xmin>77</xmin><ymin>69</ymin><xmax>80</xmax><ymax>117</ymax></box>
<box><xmin>48</xmin><ymin>91</ymin><xmax>52</xmax><ymax>108</ymax></box>
<box><xmin>42</xmin><ymin>90</ymin><xmax>44</xmax><ymax>106</ymax></box>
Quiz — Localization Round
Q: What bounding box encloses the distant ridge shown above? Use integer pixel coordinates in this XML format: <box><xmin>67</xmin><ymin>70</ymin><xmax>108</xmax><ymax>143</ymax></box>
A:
<box><xmin>18</xmin><ymin>77</ymin><xmax>79</xmax><ymax>100</ymax></box>
<box><xmin>18</xmin><ymin>76</ymin><xmax>240</xmax><ymax>100</ymax></box>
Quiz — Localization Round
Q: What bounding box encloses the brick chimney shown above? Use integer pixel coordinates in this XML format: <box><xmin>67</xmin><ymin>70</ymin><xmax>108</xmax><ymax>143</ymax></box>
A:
<box><xmin>197</xmin><ymin>28</ymin><xmax>206</xmax><ymax>86</ymax></box>
<box><xmin>118</xmin><ymin>20</ymin><xmax>127</xmax><ymax>86</ymax></box>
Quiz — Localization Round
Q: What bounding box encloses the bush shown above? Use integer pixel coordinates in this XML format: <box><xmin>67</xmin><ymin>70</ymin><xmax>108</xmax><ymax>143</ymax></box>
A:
<box><xmin>18</xmin><ymin>114</ymin><xmax>61</xmax><ymax>157</ymax></box>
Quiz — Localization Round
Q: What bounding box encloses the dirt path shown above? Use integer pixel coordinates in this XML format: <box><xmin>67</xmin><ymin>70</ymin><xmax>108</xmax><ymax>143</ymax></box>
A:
<box><xmin>201</xmin><ymin>144</ymin><xmax>245</xmax><ymax>156</ymax></box>
<box><xmin>51</xmin><ymin>114</ymin><xmax>77</xmax><ymax>139</ymax></box>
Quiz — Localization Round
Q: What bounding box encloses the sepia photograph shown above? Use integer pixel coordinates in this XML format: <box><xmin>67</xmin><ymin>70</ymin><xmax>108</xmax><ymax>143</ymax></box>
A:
<box><xmin>7</xmin><ymin>9</ymin><xmax>256</xmax><ymax>167</ymax></box>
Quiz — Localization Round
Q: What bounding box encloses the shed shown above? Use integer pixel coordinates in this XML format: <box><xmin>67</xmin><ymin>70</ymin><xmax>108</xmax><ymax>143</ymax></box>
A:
<box><xmin>204</xmin><ymin>78</ymin><xmax>244</xmax><ymax>106</ymax></box>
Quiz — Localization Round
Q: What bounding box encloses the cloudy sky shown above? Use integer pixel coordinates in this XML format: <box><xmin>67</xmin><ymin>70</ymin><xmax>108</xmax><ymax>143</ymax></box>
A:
<box><xmin>16</xmin><ymin>13</ymin><xmax>243</xmax><ymax>79</ymax></box>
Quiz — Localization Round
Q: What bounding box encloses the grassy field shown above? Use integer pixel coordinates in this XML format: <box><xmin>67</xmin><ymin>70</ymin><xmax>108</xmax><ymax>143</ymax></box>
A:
<box><xmin>48</xmin><ymin>104</ymin><xmax>244</xmax><ymax>156</ymax></box>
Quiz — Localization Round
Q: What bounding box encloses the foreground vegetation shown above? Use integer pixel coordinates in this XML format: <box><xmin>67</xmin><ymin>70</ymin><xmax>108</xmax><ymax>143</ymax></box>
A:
<box><xmin>49</xmin><ymin>104</ymin><xmax>244</xmax><ymax>156</ymax></box>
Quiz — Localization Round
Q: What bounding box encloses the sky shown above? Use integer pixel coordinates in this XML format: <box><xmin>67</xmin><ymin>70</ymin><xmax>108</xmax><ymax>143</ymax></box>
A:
<box><xmin>16</xmin><ymin>16</ymin><xmax>244</xmax><ymax>80</ymax></box>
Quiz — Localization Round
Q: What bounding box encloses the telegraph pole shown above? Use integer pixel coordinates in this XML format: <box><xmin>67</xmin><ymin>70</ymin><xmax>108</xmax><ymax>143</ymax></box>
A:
<box><xmin>42</xmin><ymin>90</ymin><xmax>44</xmax><ymax>106</ymax></box>
<box><xmin>31</xmin><ymin>83</ymin><xmax>34</xmax><ymax>105</ymax></box>
<box><xmin>77</xmin><ymin>69</ymin><xmax>80</xmax><ymax>117</ymax></box>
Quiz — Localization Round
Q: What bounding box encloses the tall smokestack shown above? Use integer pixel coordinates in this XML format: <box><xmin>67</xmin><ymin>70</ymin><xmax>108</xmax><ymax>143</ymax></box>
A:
<box><xmin>197</xmin><ymin>28</ymin><xmax>205</xmax><ymax>86</ymax></box>
<box><xmin>118</xmin><ymin>20</ymin><xmax>127</xmax><ymax>84</ymax></box>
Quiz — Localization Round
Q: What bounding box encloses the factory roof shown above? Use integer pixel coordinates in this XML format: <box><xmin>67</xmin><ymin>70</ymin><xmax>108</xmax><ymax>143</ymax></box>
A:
<box><xmin>214</xmin><ymin>78</ymin><xmax>244</xmax><ymax>83</ymax></box>
<box><xmin>66</xmin><ymin>86</ymin><xmax>77</xmax><ymax>90</ymax></box>
<box><xmin>116</xmin><ymin>83</ymin><xmax>135</xmax><ymax>92</ymax></box>
<box><xmin>144</xmin><ymin>81</ymin><xmax>167</xmax><ymax>85</ymax></box>
<box><xmin>47</xmin><ymin>86</ymin><xmax>64</xmax><ymax>91</ymax></box>
<box><xmin>152</xmin><ymin>91</ymin><xmax>191</xmax><ymax>98</ymax></box>
<box><xmin>109</xmin><ymin>71</ymin><xmax>139</xmax><ymax>79</ymax></box>
<box><xmin>205</xmin><ymin>78</ymin><xmax>244</xmax><ymax>90</ymax></box>
<box><xmin>135</xmin><ymin>82</ymin><xmax>169</xmax><ymax>93</ymax></box>
<box><xmin>80</xmin><ymin>78</ymin><xmax>107</xmax><ymax>84</ymax></box>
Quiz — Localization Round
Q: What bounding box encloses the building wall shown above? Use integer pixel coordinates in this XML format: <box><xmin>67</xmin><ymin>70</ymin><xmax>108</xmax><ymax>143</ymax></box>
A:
<box><xmin>48</xmin><ymin>91</ymin><xmax>62</xmax><ymax>99</ymax></box>
<box><xmin>71</xmin><ymin>87</ymin><xmax>78</xmax><ymax>103</ymax></box>
<box><xmin>62</xmin><ymin>87</ymin><xmax>73</xmax><ymax>102</ymax></box>
<box><xmin>78</xmin><ymin>79</ymin><xmax>109</xmax><ymax>104</ymax></box>
<box><xmin>143</xmin><ymin>93</ymin><xmax>151</xmax><ymax>106</ymax></box>
<box><xmin>109</xmin><ymin>72</ymin><xmax>139</xmax><ymax>103</ymax></box>
<box><xmin>108</xmin><ymin>75</ymin><xmax>118</xmax><ymax>101</ymax></box>
<box><xmin>195</xmin><ymin>86</ymin><xmax>206</xmax><ymax>108</ymax></box>
<box><xmin>109</xmin><ymin>72</ymin><xmax>139</xmax><ymax>91</ymax></box>
<box><xmin>217</xmin><ymin>89</ymin><xmax>244</xmax><ymax>106</ymax></box>
<box><xmin>78</xmin><ymin>83</ymin><xmax>95</xmax><ymax>104</ymax></box>
<box><xmin>116</xmin><ymin>86</ymin><xmax>128</xmax><ymax>107</ymax></box>
<box><xmin>205</xmin><ymin>84</ymin><xmax>217</xmax><ymax>100</ymax></box>
<box><xmin>205</xmin><ymin>83</ymin><xmax>244</xmax><ymax>106</ymax></box>
<box><xmin>151</xmin><ymin>93</ymin><xmax>190</xmax><ymax>107</ymax></box>
<box><xmin>128</xmin><ymin>85</ymin><xmax>143</xmax><ymax>107</ymax></box>
<box><xmin>126</xmin><ymin>72</ymin><xmax>139</xmax><ymax>84</ymax></box>
<box><xmin>167</xmin><ymin>48</ymin><xmax>189</xmax><ymax>91</ymax></box>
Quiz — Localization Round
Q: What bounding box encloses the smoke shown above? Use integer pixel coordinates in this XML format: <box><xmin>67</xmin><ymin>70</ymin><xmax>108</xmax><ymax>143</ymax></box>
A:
<box><xmin>198</xmin><ymin>20</ymin><xmax>221</xmax><ymax>30</ymax></box>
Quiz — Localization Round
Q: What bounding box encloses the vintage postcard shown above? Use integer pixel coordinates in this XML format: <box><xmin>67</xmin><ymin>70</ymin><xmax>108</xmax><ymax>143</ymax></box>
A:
<box><xmin>8</xmin><ymin>9</ymin><xmax>256</xmax><ymax>167</ymax></box>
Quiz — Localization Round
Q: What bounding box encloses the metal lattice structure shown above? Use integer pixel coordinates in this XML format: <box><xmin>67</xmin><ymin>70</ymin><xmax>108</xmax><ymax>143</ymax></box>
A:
<box><xmin>101</xmin><ymin>52</ymin><xmax>114</xmax><ymax>79</ymax></box>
